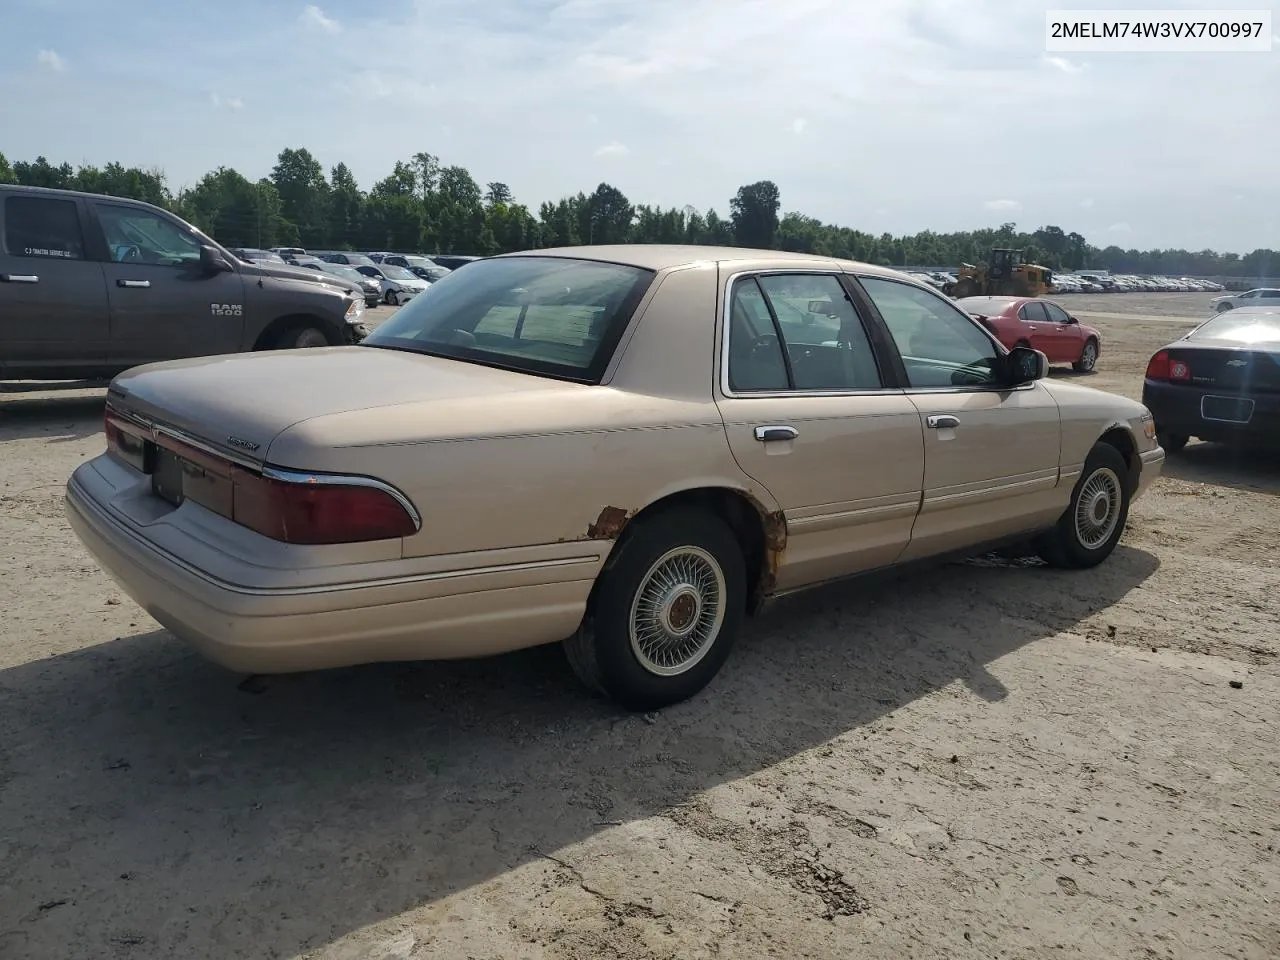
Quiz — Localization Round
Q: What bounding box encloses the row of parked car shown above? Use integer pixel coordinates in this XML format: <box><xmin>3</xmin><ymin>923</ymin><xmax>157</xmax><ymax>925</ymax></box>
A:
<box><xmin>904</xmin><ymin>269</ymin><xmax>1226</xmax><ymax>295</ymax></box>
<box><xmin>227</xmin><ymin>247</ymin><xmax>482</xmax><ymax>307</ymax></box>
<box><xmin>1050</xmin><ymin>274</ymin><xmax>1226</xmax><ymax>294</ymax></box>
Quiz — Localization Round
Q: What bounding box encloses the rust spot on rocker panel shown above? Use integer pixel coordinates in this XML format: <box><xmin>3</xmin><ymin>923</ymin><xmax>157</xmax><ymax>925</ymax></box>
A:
<box><xmin>586</xmin><ymin>505</ymin><xmax>632</xmax><ymax>540</ymax></box>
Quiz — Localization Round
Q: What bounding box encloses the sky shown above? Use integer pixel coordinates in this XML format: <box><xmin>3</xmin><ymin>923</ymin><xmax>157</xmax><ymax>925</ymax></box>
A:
<box><xmin>1</xmin><ymin>0</ymin><xmax>1277</xmax><ymax>252</ymax></box>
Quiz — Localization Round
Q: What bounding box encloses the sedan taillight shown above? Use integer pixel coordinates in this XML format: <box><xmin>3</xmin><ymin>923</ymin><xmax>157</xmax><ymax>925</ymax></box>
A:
<box><xmin>232</xmin><ymin>469</ymin><xmax>419</xmax><ymax>545</ymax></box>
<box><xmin>1145</xmin><ymin>350</ymin><xmax>1191</xmax><ymax>382</ymax></box>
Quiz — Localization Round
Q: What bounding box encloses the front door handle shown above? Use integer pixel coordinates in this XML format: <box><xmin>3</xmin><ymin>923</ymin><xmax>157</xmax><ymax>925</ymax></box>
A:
<box><xmin>0</xmin><ymin>274</ymin><xmax>39</xmax><ymax>283</ymax></box>
<box><xmin>926</xmin><ymin>415</ymin><xmax>960</xmax><ymax>429</ymax></box>
<box><xmin>754</xmin><ymin>425</ymin><xmax>799</xmax><ymax>442</ymax></box>
<box><xmin>117</xmin><ymin>279</ymin><xmax>151</xmax><ymax>289</ymax></box>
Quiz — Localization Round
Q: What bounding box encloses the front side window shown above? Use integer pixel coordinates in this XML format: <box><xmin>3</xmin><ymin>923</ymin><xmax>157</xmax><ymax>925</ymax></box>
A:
<box><xmin>3</xmin><ymin>196</ymin><xmax>85</xmax><ymax>260</ymax></box>
<box><xmin>362</xmin><ymin>255</ymin><xmax>654</xmax><ymax>382</ymax></box>
<box><xmin>95</xmin><ymin>203</ymin><xmax>201</xmax><ymax>266</ymax></box>
<box><xmin>857</xmin><ymin>275</ymin><xmax>1002</xmax><ymax>389</ymax></box>
<box><xmin>1043</xmin><ymin>302</ymin><xmax>1071</xmax><ymax>324</ymax></box>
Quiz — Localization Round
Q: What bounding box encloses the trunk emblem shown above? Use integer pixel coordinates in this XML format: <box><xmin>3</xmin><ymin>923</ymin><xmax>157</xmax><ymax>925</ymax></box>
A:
<box><xmin>1225</xmin><ymin>359</ymin><xmax>1248</xmax><ymax>367</ymax></box>
<box><xmin>226</xmin><ymin>436</ymin><xmax>260</xmax><ymax>452</ymax></box>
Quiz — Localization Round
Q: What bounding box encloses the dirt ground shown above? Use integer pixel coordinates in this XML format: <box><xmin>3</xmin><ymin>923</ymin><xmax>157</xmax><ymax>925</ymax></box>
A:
<box><xmin>1</xmin><ymin>292</ymin><xmax>1277</xmax><ymax>960</ymax></box>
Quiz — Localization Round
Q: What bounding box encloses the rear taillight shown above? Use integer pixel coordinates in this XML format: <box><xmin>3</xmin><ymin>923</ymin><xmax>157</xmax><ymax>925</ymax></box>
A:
<box><xmin>104</xmin><ymin>408</ymin><xmax>150</xmax><ymax>473</ymax></box>
<box><xmin>1145</xmin><ymin>350</ymin><xmax>1191</xmax><ymax>382</ymax></box>
<box><xmin>231</xmin><ymin>469</ymin><xmax>419</xmax><ymax>545</ymax></box>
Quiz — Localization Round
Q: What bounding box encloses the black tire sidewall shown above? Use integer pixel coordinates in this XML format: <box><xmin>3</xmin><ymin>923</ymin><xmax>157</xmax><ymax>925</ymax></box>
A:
<box><xmin>587</xmin><ymin>509</ymin><xmax>746</xmax><ymax>711</ymax></box>
<box><xmin>1055</xmin><ymin>444</ymin><xmax>1132</xmax><ymax>567</ymax></box>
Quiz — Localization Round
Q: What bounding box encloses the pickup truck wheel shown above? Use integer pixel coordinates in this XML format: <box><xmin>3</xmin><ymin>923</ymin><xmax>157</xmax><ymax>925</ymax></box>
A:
<box><xmin>1034</xmin><ymin>443</ymin><xmax>1131</xmax><ymax>569</ymax></box>
<box><xmin>564</xmin><ymin>507</ymin><xmax>746</xmax><ymax>711</ymax></box>
<box><xmin>278</xmin><ymin>325</ymin><xmax>331</xmax><ymax>349</ymax></box>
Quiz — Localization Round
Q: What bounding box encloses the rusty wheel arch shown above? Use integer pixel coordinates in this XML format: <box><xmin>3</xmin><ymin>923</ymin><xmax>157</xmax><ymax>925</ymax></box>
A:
<box><xmin>584</xmin><ymin>488</ymin><xmax>784</xmax><ymax>615</ymax></box>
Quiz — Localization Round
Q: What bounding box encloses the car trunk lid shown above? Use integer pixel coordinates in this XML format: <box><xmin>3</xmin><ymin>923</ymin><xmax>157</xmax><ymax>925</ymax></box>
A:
<box><xmin>107</xmin><ymin>345</ymin><xmax>573</xmax><ymax>462</ymax></box>
<box><xmin>1168</xmin><ymin>341</ymin><xmax>1280</xmax><ymax>393</ymax></box>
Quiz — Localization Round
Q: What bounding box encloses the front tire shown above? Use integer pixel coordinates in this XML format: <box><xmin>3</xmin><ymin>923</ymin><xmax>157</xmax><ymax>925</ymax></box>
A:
<box><xmin>278</xmin><ymin>324</ymin><xmax>331</xmax><ymax>349</ymax></box>
<box><xmin>1073</xmin><ymin>338</ymin><xmax>1099</xmax><ymax>373</ymax></box>
<box><xmin>1157</xmin><ymin>430</ymin><xmax>1189</xmax><ymax>454</ymax></box>
<box><xmin>384</xmin><ymin>289</ymin><xmax>400</xmax><ymax>306</ymax></box>
<box><xmin>1035</xmin><ymin>443</ymin><xmax>1131</xmax><ymax>569</ymax></box>
<box><xmin>1216</xmin><ymin>301</ymin><xmax>1234</xmax><ymax>313</ymax></box>
<box><xmin>564</xmin><ymin>507</ymin><xmax>746</xmax><ymax>711</ymax></box>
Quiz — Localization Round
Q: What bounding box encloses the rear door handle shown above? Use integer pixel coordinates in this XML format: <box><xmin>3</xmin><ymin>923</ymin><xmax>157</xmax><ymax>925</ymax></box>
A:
<box><xmin>0</xmin><ymin>274</ymin><xmax>39</xmax><ymax>283</ymax></box>
<box><xmin>117</xmin><ymin>279</ymin><xmax>151</xmax><ymax>289</ymax></box>
<box><xmin>754</xmin><ymin>425</ymin><xmax>799</xmax><ymax>442</ymax></box>
<box><xmin>926</xmin><ymin>415</ymin><xmax>960</xmax><ymax>429</ymax></box>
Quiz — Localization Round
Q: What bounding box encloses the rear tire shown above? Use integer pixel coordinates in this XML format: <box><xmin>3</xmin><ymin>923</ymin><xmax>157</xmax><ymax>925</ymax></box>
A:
<box><xmin>1216</xmin><ymin>301</ymin><xmax>1233</xmax><ymax>313</ymax></box>
<box><xmin>563</xmin><ymin>507</ymin><xmax>746</xmax><ymax>711</ymax></box>
<box><xmin>1035</xmin><ymin>443</ymin><xmax>1131</xmax><ymax>569</ymax></box>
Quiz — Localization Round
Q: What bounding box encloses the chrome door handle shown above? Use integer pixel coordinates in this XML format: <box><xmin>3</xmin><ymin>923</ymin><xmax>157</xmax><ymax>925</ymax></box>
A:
<box><xmin>117</xmin><ymin>279</ymin><xmax>151</xmax><ymax>288</ymax></box>
<box><xmin>754</xmin><ymin>425</ymin><xmax>799</xmax><ymax>442</ymax></box>
<box><xmin>926</xmin><ymin>415</ymin><xmax>960</xmax><ymax>429</ymax></box>
<box><xmin>0</xmin><ymin>274</ymin><xmax>39</xmax><ymax>283</ymax></box>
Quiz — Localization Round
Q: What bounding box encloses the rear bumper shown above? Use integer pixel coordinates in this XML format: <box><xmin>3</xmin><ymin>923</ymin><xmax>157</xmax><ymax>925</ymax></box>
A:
<box><xmin>1142</xmin><ymin>380</ymin><xmax>1280</xmax><ymax>443</ymax></box>
<box><xmin>65</xmin><ymin>460</ymin><xmax>600</xmax><ymax>675</ymax></box>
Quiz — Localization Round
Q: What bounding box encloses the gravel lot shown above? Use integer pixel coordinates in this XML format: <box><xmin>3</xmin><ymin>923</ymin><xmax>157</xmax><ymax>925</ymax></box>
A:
<box><xmin>2</xmin><ymin>292</ymin><xmax>1277</xmax><ymax>960</ymax></box>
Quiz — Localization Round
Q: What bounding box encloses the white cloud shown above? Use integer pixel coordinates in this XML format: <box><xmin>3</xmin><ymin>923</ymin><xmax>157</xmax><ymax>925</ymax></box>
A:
<box><xmin>210</xmin><ymin>93</ymin><xmax>244</xmax><ymax>110</ymax></box>
<box><xmin>1043</xmin><ymin>55</ymin><xmax>1084</xmax><ymax>74</ymax></box>
<box><xmin>300</xmin><ymin>4</ymin><xmax>340</xmax><ymax>33</ymax></box>
<box><xmin>984</xmin><ymin>199</ymin><xmax>1021</xmax><ymax>212</ymax></box>
<box><xmin>1107</xmin><ymin>222</ymin><xmax>1132</xmax><ymax>234</ymax></box>
<box><xmin>593</xmin><ymin>140</ymin><xmax>630</xmax><ymax>158</ymax></box>
<box><xmin>36</xmin><ymin>49</ymin><xmax>66</xmax><ymax>72</ymax></box>
<box><xmin>1079</xmin><ymin>198</ymin><xmax>1095</xmax><ymax>209</ymax></box>
<box><xmin>7</xmin><ymin>0</ymin><xmax>1277</xmax><ymax>252</ymax></box>
<box><xmin>792</xmin><ymin>118</ymin><xmax>807</xmax><ymax>134</ymax></box>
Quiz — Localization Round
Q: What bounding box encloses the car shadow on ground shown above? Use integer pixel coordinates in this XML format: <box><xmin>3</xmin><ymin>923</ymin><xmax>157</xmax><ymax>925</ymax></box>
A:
<box><xmin>0</xmin><ymin>393</ymin><xmax>106</xmax><ymax>444</ymax></box>
<box><xmin>1162</xmin><ymin>442</ymin><xmax>1280</xmax><ymax>496</ymax></box>
<box><xmin>0</xmin><ymin>546</ymin><xmax>1159</xmax><ymax>959</ymax></box>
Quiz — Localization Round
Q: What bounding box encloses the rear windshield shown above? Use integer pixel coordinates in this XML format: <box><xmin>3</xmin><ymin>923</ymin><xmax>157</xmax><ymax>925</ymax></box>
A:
<box><xmin>362</xmin><ymin>255</ymin><xmax>655</xmax><ymax>382</ymax></box>
<box><xmin>1190</xmin><ymin>312</ymin><xmax>1280</xmax><ymax>344</ymax></box>
<box><xmin>955</xmin><ymin>297</ymin><xmax>1016</xmax><ymax>315</ymax></box>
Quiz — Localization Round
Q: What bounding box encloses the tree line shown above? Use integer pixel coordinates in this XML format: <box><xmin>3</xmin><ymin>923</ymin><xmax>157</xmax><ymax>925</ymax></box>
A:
<box><xmin>1</xmin><ymin>147</ymin><xmax>1274</xmax><ymax>279</ymax></box>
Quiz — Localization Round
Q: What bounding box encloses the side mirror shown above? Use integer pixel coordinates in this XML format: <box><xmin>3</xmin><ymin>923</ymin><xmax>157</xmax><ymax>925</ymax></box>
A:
<box><xmin>199</xmin><ymin>245</ymin><xmax>232</xmax><ymax>273</ymax></box>
<box><xmin>1067</xmin><ymin>315</ymin><xmax>1079</xmax><ymax>324</ymax></box>
<box><xmin>1006</xmin><ymin>345</ymin><xmax>1048</xmax><ymax>384</ymax></box>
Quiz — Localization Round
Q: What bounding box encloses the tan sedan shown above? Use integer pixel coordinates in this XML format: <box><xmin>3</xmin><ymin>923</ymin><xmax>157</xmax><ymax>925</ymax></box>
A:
<box><xmin>65</xmin><ymin>246</ymin><xmax>1165</xmax><ymax>709</ymax></box>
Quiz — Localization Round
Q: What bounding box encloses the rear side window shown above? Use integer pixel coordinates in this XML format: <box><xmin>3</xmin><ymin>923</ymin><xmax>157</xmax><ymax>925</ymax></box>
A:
<box><xmin>726</xmin><ymin>273</ymin><xmax>883</xmax><ymax>393</ymax></box>
<box><xmin>1019</xmin><ymin>302</ymin><xmax>1049</xmax><ymax>322</ymax></box>
<box><xmin>3</xmin><ymin>196</ymin><xmax>86</xmax><ymax>260</ymax></box>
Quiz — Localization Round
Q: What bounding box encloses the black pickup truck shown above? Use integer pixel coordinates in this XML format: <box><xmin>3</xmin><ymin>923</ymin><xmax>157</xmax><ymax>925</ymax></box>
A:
<box><xmin>0</xmin><ymin>184</ymin><xmax>370</xmax><ymax>387</ymax></box>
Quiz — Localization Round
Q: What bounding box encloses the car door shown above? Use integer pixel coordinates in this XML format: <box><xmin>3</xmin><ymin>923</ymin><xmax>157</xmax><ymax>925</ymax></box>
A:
<box><xmin>714</xmin><ymin>269</ymin><xmax>925</xmax><ymax>590</ymax></box>
<box><xmin>852</xmin><ymin>274</ymin><xmax>1063</xmax><ymax>562</ymax></box>
<box><xmin>0</xmin><ymin>191</ymin><xmax>109</xmax><ymax>376</ymax></box>
<box><xmin>88</xmin><ymin>199</ymin><xmax>247</xmax><ymax>367</ymax></box>
<box><xmin>1016</xmin><ymin>300</ymin><xmax>1057</xmax><ymax>357</ymax></box>
<box><xmin>1040</xmin><ymin>300</ymin><xmax>1083</xmax><ymax>361</ymax></box>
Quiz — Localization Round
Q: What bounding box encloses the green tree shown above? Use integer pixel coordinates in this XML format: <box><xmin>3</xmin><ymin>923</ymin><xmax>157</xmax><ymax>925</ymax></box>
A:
<box><xmin>0</xmin><ymin>152</ymin><xmax>14</xmax><ymax>184</ymax></box>
<box><xmin>583</xmin><ymin>182</ymin><xmax>633</xmax><ymax>244</ymax></box>
<box><xmin>270</xmin><ymin>147</ymin><xmax>329</xmax><ymax>247</ymax></box>
<box><xmin>729</xmin><ymin>180</ymin><xmax>781</xmax><ymax>248</ymax></box>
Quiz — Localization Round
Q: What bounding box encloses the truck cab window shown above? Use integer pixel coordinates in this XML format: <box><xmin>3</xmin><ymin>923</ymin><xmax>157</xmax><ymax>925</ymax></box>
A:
<box><xmin>3</xmin><ymin>196</ymin><xmax>85</xmax><ymax>260</ymax></box>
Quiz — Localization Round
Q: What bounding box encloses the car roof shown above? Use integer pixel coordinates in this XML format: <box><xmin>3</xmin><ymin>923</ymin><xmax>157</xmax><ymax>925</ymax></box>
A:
<box><xmin>489</xmin><ymin>244</ymin><xmax>914</xmax><ymax>278</ymax></box>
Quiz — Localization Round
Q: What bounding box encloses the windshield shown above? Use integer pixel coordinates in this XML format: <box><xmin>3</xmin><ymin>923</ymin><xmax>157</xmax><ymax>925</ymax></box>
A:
<box><xmin>363</xmin><ymin>255</ymin><xmax>655</xmax><ymax>381</ymax></box>
<box><xmin>381</xmin><ymin>264</ymin><xmax>417</xmax><ymax>281</ymax></box>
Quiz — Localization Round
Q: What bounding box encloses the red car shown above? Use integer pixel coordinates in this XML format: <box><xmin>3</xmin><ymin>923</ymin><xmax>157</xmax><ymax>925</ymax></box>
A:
<box><xmin>956</xmin><ymin>296</ymin><xmax>1102</xmax><ymax>372</ymax></box>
